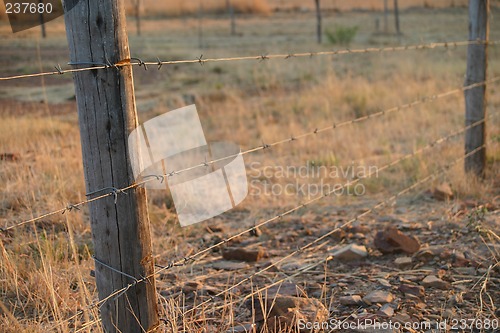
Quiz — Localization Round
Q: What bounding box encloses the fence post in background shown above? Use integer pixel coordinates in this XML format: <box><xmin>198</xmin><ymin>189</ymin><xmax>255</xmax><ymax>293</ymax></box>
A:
<box><xmin>39</xmin><ymin>0</ymin><xmax>46</xmax><ymax>38</ymax></box>
<box><xmin>393</xmin><ymin>0</ymin><xmax>401</xmax><ymax>35</ymax></box>
<box><xmin>62</xmin><ymin>1</ymin><xmax>159</xmax><ymax>332</ymax></box>
<box><xmin>383</xmin><ymin>0</ymin><xmax>389</xmax><ymax>33</ymax></box>
<box><xmin>198</xmin><ymin>1</ymin><xmax>204</xmax><ymax>49</ymax></box>
<box><xmin>315</xmin><ymin>0</ymin><xmax>322</xmax><ymax>44</ymax></box>
<box><xmin>465</xmin><ymin>0</ymin><xmax>489</xmax><ymax>176</ymax></box>
<box><xmin>135</xmin><ymin>0</ymin><xmax>142</xmax><ymax>36</ymax></box>
<box><xmin>227</xmin><ymin>0</ymin><xmax>236</xmax><ymax>35</ymax></box>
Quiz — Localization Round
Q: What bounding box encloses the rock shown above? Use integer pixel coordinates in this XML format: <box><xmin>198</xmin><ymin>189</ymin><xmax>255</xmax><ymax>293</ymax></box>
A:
<box><xmin>377</xmin><ymin>279</ymin><xmax>392</xmax><ymax>289</ymax></box>
<box><xmin>266</xmin><ymin>282</ymin><xmax>300</xmax><ymax>297</ymax></box>
<box><xmin>398</xmin><ymin>283</ymin><xmax>425</xmax><ymax>297</ymax></box>
<box><xmin>447</xmin><ymin>293</ymin><xmax>464</xmax><ymax>307</ymax></box>
<box><xmin>377</xmin><ymin>303</ymin><xmax>395</xmax><ymax>317</ymax></box>
<box><xmin>433</xmin><ymin>183</ymin><xmax>454</xmax><ymax>201</ymax></box>
<box><xmin>346</xmin><ymin>225</ymin><xmax>371</xmax><ymax>234</ymax></box>
<box><xmin>0</xmin><ymin>153</ymin><xmax>20</xmax><ymax>161</ymax></box>
<box><xmin>394</xmin><ymin>256</ymin><xmax>413</xmax><ymax>269</ymax></box>
<box><xmin>363</xmin><ymin>291</ymin><xmax>394</xmax><ymax>304</ymax></box>
<box><xmin>421</xmin><ymin>275</ymin><xmax>450</xmax><ymax>289</ymax></box>
<box><xmin>212</xmin><ymin>260</ymin><xmax>249</xmax><ymax>271</ymax></box>
<box><xmin>339</xmin><ymin>295</ymin><xmax>363</xmax><ymax>306</ymax></box>
<box><xmin>181</xmin><ymin>281</ymin><xmax>202</xmax><ymax>293</ymax></box>
<box><xmin>331</xmin><ymin>244</ymin><xmax>368</xmax><ymax>261</ymax></box>
<box><xmin>450</xmin><ymin>251</ymin><xmax>471</xmax><ymax>267</ymax></box>
<box><xmin>247</xmin><ymin>296</ymin><xmax>328</xmax><ymax>333</ymax></box>
<box><xmin>414</xmin><ymin>245</ymin><xmax>446</xmax><ymax>261</ymax></box>
<box><xmin>222</xmin><ymin>246</ymin><xmax>265</xmax><ymax>262</ymax></box>
<box><xmin>374</xmin><ymin>227</ymin><xmax>420</xmax><ymax>254</ymax></box>
<box><xmin>280</xmin><ymin>261</ymin><xmax>303</xmax><ymax>271</ymax></box>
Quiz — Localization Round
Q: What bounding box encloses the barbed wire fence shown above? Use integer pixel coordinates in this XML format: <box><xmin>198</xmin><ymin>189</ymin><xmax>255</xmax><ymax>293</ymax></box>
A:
<box><xmin>50</xmin><ymin>122</ymin><xmax>495</xmax><ymax>332</ymax></box>
<box><xmin>1</xmin><ymin>76</ymin><xmax>498</xmax><ymax>234</ymax></box>
<box><xmin>42</xmin><ymin>108</ymin><xmax>499</xmax><ymax>332</ymax></box>
<box><xmin>0</xmin><ymin>40</ymin><xmax>498</xmax><ymax>81</ymax></box>
<box><xmin>0</xmin><ymin>8</ymin><xmax>498</xmax><ymax>332</ymax></box>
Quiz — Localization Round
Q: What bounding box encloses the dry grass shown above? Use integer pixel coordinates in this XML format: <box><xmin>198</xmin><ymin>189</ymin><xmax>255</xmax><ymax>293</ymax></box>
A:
<box><xmin>0</xmin><ymin>6</ymin><xmax>499</xmax><ymax>333</ymax></box>
<box><xmin>125</xmin><ymin>0</ymin><xmax>273</xmax><ymax>17</ymax></box>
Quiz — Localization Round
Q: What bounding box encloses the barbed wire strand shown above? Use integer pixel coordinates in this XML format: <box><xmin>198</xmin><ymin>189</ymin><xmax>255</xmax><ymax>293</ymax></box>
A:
<box><xmin>77</xmin><ymin>138</ymin><xmax>491</xmax><ymax>332</ymax></box>
<box><xmin>178</xmin><ymin>130</ymin><xmax>494</xmax><ymax>316</ymax></box>
<box><xmin>50</xmin><ymin>115</ymin><xmax>493</xmax><ymax>332</ymax></box>
<box><xmin>189</xmin><ymin>144</ymin><xmax>489</xmax><ymax>317</ymax></box>
<box><xmin>0</xmin><ymin>40</ymin><xmax>497</xmax><ymax>81</ymax></box>
<box><xmin>2</xmin><ymin>77</ymin><xmax>498</xmax><ymax>234</ymax></box>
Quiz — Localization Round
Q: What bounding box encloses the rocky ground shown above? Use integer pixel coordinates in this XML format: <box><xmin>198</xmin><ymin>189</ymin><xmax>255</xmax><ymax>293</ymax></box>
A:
<box><xmin>155</xmin><ymin>185</ymin><xmax>500</xmax><ymax>333</ymax></box>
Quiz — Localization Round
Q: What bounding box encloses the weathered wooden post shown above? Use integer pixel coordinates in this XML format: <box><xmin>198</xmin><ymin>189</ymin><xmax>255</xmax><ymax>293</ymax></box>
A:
<box><xmin>465</xmin><ymin>0</ymin><xmax>489</xmax><ymax>176</ymax></box>
<box><xmin>315</xmin><ymin>0</ymin><xmax>322</xmax><ymax>44</ymax></box>
<box><xmin>63</xmin><ymin>1</ymin><xmax>159</xmax><ymax>332</ymax></box>
<box><xmin>393</xmin><ymin>0</ymin><xmax>401</xmax><ymax>35</ymax></box>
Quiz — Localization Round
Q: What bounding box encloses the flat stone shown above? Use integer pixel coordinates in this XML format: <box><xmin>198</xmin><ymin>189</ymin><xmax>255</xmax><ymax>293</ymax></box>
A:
<box><xmin>181</xmin><ymin>281</ymin><xmax>202</xmax><ymax>293</ymax></box>
<box><xmin>377</xmin><ymin>303</ymin><xmax>395</xmax><ymax>317</ymax></box>
<box><xmin>331</xmin><ymin>244</ymin><xmax>368</xmax><ymax>261</ymax></box>
<box><xmin>211</xmin><ymin>260</ymin><xmax>249</xmax><ymax>271</ymax></box>
<box><xmin>247</xmin><ymin>296</ymin><xmax>328</xmax><ymax>333</ymax></box>
<box><xmin>377</xmin><ymin>278</ymin><xmax>392</xmax><ymax>289</ymax></box>
<box><xmin>374</xmin><ymin>227</ymin><xmax>420</xmax><ymax>254</ymax></box>
<box><xmin>222</xmin><ymin>246</ymin><xmax>265</xmax><ymax>262</ymax></box>
<box><xmin>433</xmin><ymin>183</ymin><xmax>454</xmax><ymax>201</ymax></box>
<box><xmin>363</xmin><ymin>290</ymin><xmax>394</xmax><ymax>304</ymax></box>
<box><xmin>414</xmin><ymin>245</ymin><xmax>446</xmax><ymax>261</ymax></box>
<box><xmin>399</xmin><ymin>283</ymin><xmax>425</xmax><ymax>297</ymax></box>
<box><xmin>339</xmin><ymin>295</ymin><xmax>363</xmax><ymax>306</ymax></box>
<box><xmin>421</xmin><ymin>275</ymin><xmax>450</xmax><ymax>289</ymax></box>
<box><xmin>394</xmin><ymin>256</ymin><xmax>413</xmax><ymax>268</ymax></box>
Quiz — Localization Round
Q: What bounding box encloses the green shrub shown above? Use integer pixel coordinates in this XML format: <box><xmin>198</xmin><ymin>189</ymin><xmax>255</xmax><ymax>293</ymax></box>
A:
<box><xmin>325</xmin><ymin>26</ymin><xmax>358</xmax><ymax>46</ymax></box>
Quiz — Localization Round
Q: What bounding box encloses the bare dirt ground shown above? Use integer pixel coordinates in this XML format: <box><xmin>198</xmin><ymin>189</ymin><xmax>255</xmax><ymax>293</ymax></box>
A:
<box><xmin>0</xmin><ymin>5</ymin><xmax>500</xmax><ymax>333</ymax></box>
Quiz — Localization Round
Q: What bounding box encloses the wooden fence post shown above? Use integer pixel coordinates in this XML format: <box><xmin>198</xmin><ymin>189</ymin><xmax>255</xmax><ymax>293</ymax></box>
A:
<box><xmin>465</xmin><ymin>0</ymin><xmax>489</xmax><ymax>176</ymax></box>
<box><xmin>62</xmin><ymin>1</ymin><xmax>159</xmax><ymax>332</ymax></box>
<box><xmin>383</xmin><ymin>0</ymin><xmax>389</xmax><ymax>33</ymax></box>
<box><xmin>393</xmin><ymin>0</ymin><xmax>401</xmax><ymax>35</ymax></box>
<box><xmin>315</xmin><ymin>0</ymin><xmax>322</xmax><ymax>44</ymax></box>
<box><xmin>198</xmin><ymin>1</ymin><xmax>204</xmax><ymax>49</ymax></box>
<box><xmin>227</xmin><ymin>0</ymin><xmax>236</xmax><ymax>36</ymax></box>
<box><xmin>39</xmin><ymin>0</ymin><xmax>46</xmax><ymax>38</ymax></box>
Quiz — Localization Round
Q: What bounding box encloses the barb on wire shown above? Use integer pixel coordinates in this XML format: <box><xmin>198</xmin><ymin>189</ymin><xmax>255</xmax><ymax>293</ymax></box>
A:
<box><xmin>2</xmin><ymin>77</ymin><xmax>499</xmax><ymax>234</ymax></box>
<box><xmin>1</xmin><ymin>40</ymin><xmax>498</xmax><ymax>81</ymax></box>
<box><xmin>92</xmin><ymin>256</ymin><xmax>139</xmax><ymax>283</ymax></box>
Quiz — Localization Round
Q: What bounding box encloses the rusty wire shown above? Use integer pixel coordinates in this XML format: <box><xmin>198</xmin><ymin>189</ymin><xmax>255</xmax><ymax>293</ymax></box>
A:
<box><xmin>1</xmin><ymin>77</ymin><xmax>498</xmax><ymax>234</ymax></box>
<box><xmin>0</xmin><ymin>40</ymin><xmax>497</xmax><ymax>81</ymax></box>
<box><xmin>47</xmin><ymin>115</ymin><xmax>495</xmax><ymax>332</ymax></box>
